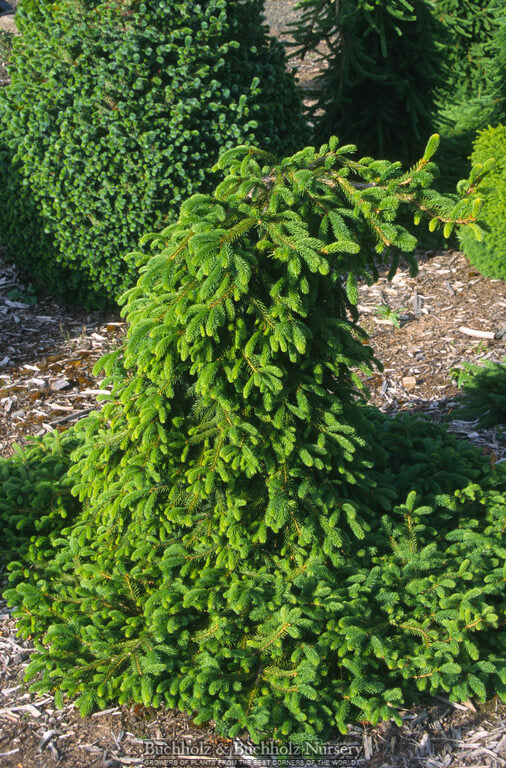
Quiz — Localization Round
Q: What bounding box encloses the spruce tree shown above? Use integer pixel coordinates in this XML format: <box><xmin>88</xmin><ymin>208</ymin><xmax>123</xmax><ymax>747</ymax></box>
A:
<box><xmin>288</xmin><ymin>0</ymin><xmax>442</xmax><ymax>162</ymax></box>
<box><xmin>431</xmin><ymin>0</ymin><xmax>505</xmax><ymax>189</ymax></box>
<box><xmin>3</xmin><ymin>138</ymin><xmax>505</xmax><ymax>741</ymax></box>
<box><xmin>432</xmin><ymin>0</ymin><xmax>504</xmax><ymax>99</ymax></box>
<box><xmin>487</xmin><ymin>12</ymin><xmax>506</xmax><ymax>124</ymax></box>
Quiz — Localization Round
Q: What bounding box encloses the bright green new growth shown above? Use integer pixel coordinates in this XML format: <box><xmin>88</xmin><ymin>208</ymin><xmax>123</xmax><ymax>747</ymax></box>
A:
<box><xmin>3</xmin><ymin>138</ymin><xmax>505</xmax><ymax>741</ymax></box>
<box><xmin>0</xmin><ymin>0</ymin><xmax>307</xmax><ymax>307</ymax></box>
<box><xmin>459</xmin><ymin>124</ymin><xmax>506</xmax><ymax>280</ymax></box>
<box><xmin>289</xmin><ymin>0</ymin><xmax>442</xmax><ymax>162</ymax></box>
<box><xmin>14</xmin><ymin>0</ymin><xmax>57</xmax><ymax>14</ymax></box>
<box><xmin>451</xmin><ymin>357</ymin><xmax>506</xmax><ymax>428</ymax></box>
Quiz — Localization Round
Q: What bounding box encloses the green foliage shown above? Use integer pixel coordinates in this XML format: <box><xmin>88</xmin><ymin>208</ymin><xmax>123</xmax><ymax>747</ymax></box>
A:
<box><xmin>0</xmin><ymin>427</ymin><xmax>82</xmax><ymax>564</ymax></box>
<box><xmin>375</xmin><ymin>303</ymin><xmax>406</xmax><ymax>328</ymax></box>
<box><xmin>0</xmin><ymin>28</ymin><xmax>13</xmax><ymax>60</ymax></box>
<box><xmin>432</xmin><ymin>0</ymin><xmax>503</xmax><ymax>100</ymax></box>
<box><xmin>15</xmin><ymin>0</ymin><xmax>58</xmax><ymax>19</ymax></box>
<box><xmin>2</xmin><ymin>138</ymin><xmax>504</xmax><ymax>741</ymax></box>
<box><xmin>6</xmin><ymin>283</ymin><xmax>38</xmax><ymax>305</ymax></box>
<box><xmin>450</xmin><ymin>357</ymin><xmax>506</xmax><ymax>428</ymax></box>
<box><xmin>289</xmin><ymin>0</ymin><xmax>442</xmax><ymax>162</ymax></box>
<box><xmin>432</xmin><ymin>2</ymin><xmax>505</xmax><ymax>190</ymax></box>
<box><xmin>434</xmin><ymin>99</ymin><xmax>496</xmax><ymax>191</ymax></box>
<box><xmin>0</xmin><ymin>0</ymin><xmax>308</xmax><ymax>307</ymax></box>
<box><xmin>458</xmin><ymin>124</ymin><xmax>506</xmax><ymax>280</ymax></box>
<box><xmin>485</xmin><ymin>10</ymin><xmax>506</xmax><ymax>125</ymax></box>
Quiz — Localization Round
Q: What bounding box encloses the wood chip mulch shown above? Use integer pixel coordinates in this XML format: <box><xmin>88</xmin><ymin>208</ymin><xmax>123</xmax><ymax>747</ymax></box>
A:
<box><xmin>356</xmin><ymin>249</ymin><xmax>506</xmax><ymax>463</ymax></box>
<box><xmin>0</xmin><ymin>252</ymin><xmax>125</xmax><ymax>458</ymax></box>
<box><xmin>1</xmin><ymin>249</ymin><xmax>504</xmax><ymax>462</ymax></box>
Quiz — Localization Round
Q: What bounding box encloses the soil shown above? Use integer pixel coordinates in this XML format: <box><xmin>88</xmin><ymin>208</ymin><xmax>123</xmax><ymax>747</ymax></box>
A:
<box><xmin>0</xmin><ymin>0</ymin><xmax>16</xmax><ymax>85</ymax></box>
<box><xmin>0</xmin><ymin>2</ymin><xmax>505</xmax><ymax>767</ymax></box>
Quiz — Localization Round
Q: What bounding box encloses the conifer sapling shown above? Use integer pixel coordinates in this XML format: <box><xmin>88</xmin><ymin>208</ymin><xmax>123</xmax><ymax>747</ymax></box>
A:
<box><xmin>3</xmin><ymin>136</ymin><xmax>505</xmax><ymax>742</ymax></box>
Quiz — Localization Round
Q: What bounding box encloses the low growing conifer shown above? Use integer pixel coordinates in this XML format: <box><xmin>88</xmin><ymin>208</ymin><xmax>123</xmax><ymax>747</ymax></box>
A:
<box><xmin>0</xmin><ymin>427</ymin><xmax>81</xmax><ymax>563</ymax></box>
<box><xmin>2</xmin><ymin>137</ymin><xmax>505</xmax><ymax>742</ymax></box>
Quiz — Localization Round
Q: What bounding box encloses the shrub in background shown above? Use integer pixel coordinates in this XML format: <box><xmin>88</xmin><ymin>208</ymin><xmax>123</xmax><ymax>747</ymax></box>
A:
<box><xmin>431</xmin><ymin>0</ymin><xmax>503</xmax><ymax>100</ymax></box>
<box><xmin>487</xmin><ymin>12</ymin><xmax>506</xmax><ymax>124</ymax></box>
<box><xmin>0</xmin><ymin>0</ymin><xmax>308</xmax><ymax>307</ymax></box>
<box><xmin>431</xmin><ymin>1</ymin><xmax>505</xmax><ymax>189</ymax></box>
<box><xmin>0</xmin><ymin>28</ymin><xmax>14</xmax><ymax>91</ymax></box>
<box><xmin>289</xmin><ymin>0</ymin><xmax>442</xmax><ymax>162</ymax></box>
<box><xmin>459</xmin><ymin>124</ymin><xmax>506</xmax><ymax>280</ymax></box>
<box><xmin>3</xmin><ymin>137</ymin><xmax>505</xmax><ymax>741</ymax></box>
<box><xmin>0</xmin><ymin>28</ymin><xmax>13</xmax><ymax>71</ymax></box>
<box><xmin>450</xmin><ymin>357</ymin><xmax>506</xmax><ymax>428</ymax></box>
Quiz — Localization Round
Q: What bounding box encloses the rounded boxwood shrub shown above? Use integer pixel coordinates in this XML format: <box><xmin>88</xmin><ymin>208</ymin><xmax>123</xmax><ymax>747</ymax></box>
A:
<box><xmin>459</xmin><ymin>124</ymin><xmax>506</xmax><ymax>280</ymax></box>
<box><xmin>3</xmin><ymin>138</ymin><xmax>505</xmax><ymax>741</ymax></box>
<box><xmin>0</xmin><ymin>0</ymin><xmax>308</xmax><ymax>307</ymax></box>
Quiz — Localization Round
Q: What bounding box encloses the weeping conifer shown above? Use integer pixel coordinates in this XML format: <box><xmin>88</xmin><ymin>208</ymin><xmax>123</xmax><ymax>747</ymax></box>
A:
<box><xmin>3</xmin><ymin>138</ymin><xmax>505</xmax><ymax>742</ymax></box>
<box><xmin>288</xmin><ymin>0</ymin><xmax>443</xmax><ymax>162</ymax></box>
<box><xmin>431</xmin><ymin>0</ymin><xmax>505</xmax><ymax>189</ymax></box>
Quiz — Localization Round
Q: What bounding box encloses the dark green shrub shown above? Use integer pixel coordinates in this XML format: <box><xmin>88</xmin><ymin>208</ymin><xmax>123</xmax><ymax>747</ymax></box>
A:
<box><xmin>432</xmin><ymin>1</ymin><xmax>505</xmax><ymax>190</ymax></box>
<box><xmin>289</xmin><ymin>0</ymin><xmax>442</xmax><ymax>162</ymax></box>
<box><xmin>3</xmin><ymin>138</ymin><xmax>504</xmax><ymax>741</ymax></box>
<box><xmin>451</xmin><ymin>357</ymin><xmax>506</xmax><ymax>428</ymax></box>
<box><xmin>432</xmin><ymin>0</ymin><xmax>503</xmax><ymax>100</ymax></box>
<box><xmin>434</xmin><ymin>107</ymin><xmax>490</xmax><ymax>194</ymax></box>
<box><xmin>458</xmin><ymin>124</ymin><xmax>506</xmax><ymax>280</ymax></box>
<box><xmin>0</xmin><ymin>28</ymin><xmax>13</xmax><ymax>63</ymax></box>
<box><xmin>0</xmin><ymin>0</ymin><xmax>308</xmax><ymax>307</ymax></box>
<box><xmin>488</xmin><ymin>12</ymin><xmax>506</xmax><ymax>124</ymax></box>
